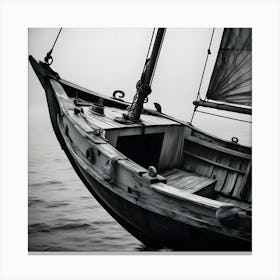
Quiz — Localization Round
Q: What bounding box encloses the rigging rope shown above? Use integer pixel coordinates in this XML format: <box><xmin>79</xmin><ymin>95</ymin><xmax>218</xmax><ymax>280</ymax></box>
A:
<box><xmin>196</xmin><ymin>109</ymin><xmax>252</xmax><ymax>123</ymax></box>
<box><xmin>190</xmin><ymin>28</ymin><xmax>215</xmax><ymax>124</ymax></box>
<box><xmin>44</xmin><ymin>28</ymin><xmax>63</xmax><ymax>65</ymax></box>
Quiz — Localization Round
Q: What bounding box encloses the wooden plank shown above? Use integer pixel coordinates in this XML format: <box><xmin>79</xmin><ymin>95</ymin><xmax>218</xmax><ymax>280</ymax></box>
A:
<box><xmin>206</xmin><ymin>151</ymin><xmax>218</xmax><ymax>178</ymax></box>
<box><xmin>182</xmin><ymin>156</ymin><xmax>200</xmax><ymax>173</ymax></box>
<box><xmin>142</xmin><ymin>116</ymin><xmax>159</xmax><ymax>126</ymax></box>
<box><xmin>169</xmin><ymin>175</ymin><xmax>200</xmax><ymax>190</ymax></box>
<box><xmin>195</xmin><ymin>148</ymin><xmax>211</xmax><ymax>177</ymax></box>
<box><xmin>232</xmin><ymin>161</ymin><xmax>251</xmax><ymax>200</ymax></box>
<box><xmin>104</xmin><ymin>131</ymin><xmax>118</xmax><ymax>147</ymax></box>
<box><xmin>83</xmin><ymin>112</ymin><xmax>111</xmax><ymax>129</ymax></box>
<box><xmin>161</xmin><ymin>168</ymin><xmax>216</xmax><ymax>193</ymax></box>
<box><xmin>216</xmin><ymin>195</ymin><xmax>251</xmax><ymax>211</ymax></box>
<box><xmin>184</xmin><ymin>151</ymin><xmax>246</xmax><ymax>174</ymax></box>
<box><xmin>231</xmin><ymin>173</ymin><xmax>244</xmax><ymax>199</ymax></box>
<box><xmin>118</xmin><ymin>158</ymin><xmax>147</xmax><ymax>175</ymax></box>
<box><xmin>141</xmin><ymin>113</ymin><xmax>179</xmax><ymax>126</ymax></box>
<box><xmin>186</xmin><ymin>135</ymin><xmax>251</xmax><ymax>159</ymax></box>
<box><xmin>190</xmin><ymin>126</ymin><xmax>251</xmax><ymax>153</ymax></box>
<box><xmin>221</xmin><ymin>157</ymin><xmax>242</xmax><ymax>196</ymax></box>
<box><xmin>161</xmin><ymin>169</ymin><xmax>179</xmax><ymax>177</ymax></box>
<box><xmin>240</xmin><ymin>164</ymin><xmax>251</xmax><ymax>202</ymax></box>
<box><xmin>172</xmin><ymin>176</ymin><xmax>196</xmax><ymax>189</ymax></box>
<box><xmin>67</xmin><ymin>111</ymin><xmax>94</xmax><ymax>133</ymax></box>
<box><xmin>151</xmin><ymin>183</ymin><xmax>226</xmax><ymax>210</ymax></box>
<box><xmin>93</xmin><ymin>115</ymin><xmax>124</xmax><ymax>128</ymax></box>
<box><xmin>186</xmin><ymin>143</ymin><xmax>207</xmax><ymax>176</ymax></box>
<box><xmin>158</xmin><ymin>126</ymin><xmax>185</xmax><ymax>170</ymax></box>
<box><xmin>213</xmin><ymin>154</ymin><xmax>231</xmax><ymax>192</ymax></box>
<box><xmin>94</xmin><ymin>110</ymin><xmax>125</xmax><ymax>128</ymax></box>
<box><xmin>187</xmin><ymin>178</ymin><xmax>216</xmax><ymax>193</ymax></box>
<box><xmin>200</xmin><ymin>149</ymin><xmax>214</xmax><ymax>177</ymax></box>
<box><xmin>163</xmin><ymin>168</ymin><xmax>187</xmax><ymax>180</ymax></box>
<box><xmin>84</xmin><ymin>110</ymin><xmax>124</xmax><ymax>129</ymax></box>
<box><xmin>104</xmin><ymin>107</ymin><xmax>123</xmax><ymax>119</ymax></box>
<box><xmin>97</xmin><ymin>143</ymin><xmax>125</xmax><ymax>158</ymax></box>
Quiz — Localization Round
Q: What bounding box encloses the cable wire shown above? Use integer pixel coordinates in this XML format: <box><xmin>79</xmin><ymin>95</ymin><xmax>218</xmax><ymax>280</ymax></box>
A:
<box><xmin>44</xmin><ymin>28</ymin><xmax>63</xmax><ymax>65</ymax></box>
<box><xmin>196</xmin><ymin>109</ymin><xmax>252</xmax><ymax>123</ymax></box>
<box><xmin>190</xmin><ymin>28</ymin><xmax>215</xmax><ymax>123</ymax></box>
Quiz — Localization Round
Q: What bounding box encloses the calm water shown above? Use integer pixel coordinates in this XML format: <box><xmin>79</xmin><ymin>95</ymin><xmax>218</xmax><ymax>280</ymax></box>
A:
<box><xmin>28</xmin><ymin>117</ymin><xmax>144</xmax><ymax>252</ymax></box>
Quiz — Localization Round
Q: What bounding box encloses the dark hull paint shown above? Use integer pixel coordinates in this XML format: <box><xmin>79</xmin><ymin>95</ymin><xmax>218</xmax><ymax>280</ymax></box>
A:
<box><xmin>80</xmin><ymin>168</ymin><xmax>251</xmax><ymax>251</ymax></box>
<box><xmin>30</xmin><ymin>57</ymin><xmax>251</xmax><ymax>251</ymax></box>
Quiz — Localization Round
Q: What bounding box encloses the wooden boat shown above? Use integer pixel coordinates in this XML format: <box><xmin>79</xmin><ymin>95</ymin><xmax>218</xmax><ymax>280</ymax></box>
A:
<box><xmin>29</xmin><ymin>28</ymin><xmax>252</xmax><ymax>251</ymax></box>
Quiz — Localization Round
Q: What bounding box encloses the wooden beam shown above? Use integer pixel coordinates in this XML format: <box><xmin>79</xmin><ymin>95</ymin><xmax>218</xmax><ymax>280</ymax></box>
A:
<box><xmin>193</xmin><ymin>100</ymin><xmax>251</xmax><ymax>115</ymax></box>
<box><xmin>186</xmin><ymin>135</ymin><xmax>251</xmax><ymax>159</ymax></box>
<box><xmin>184</xmin><ymin>151</ymin><xmax>247</xmax><ymax>174</ymax></box>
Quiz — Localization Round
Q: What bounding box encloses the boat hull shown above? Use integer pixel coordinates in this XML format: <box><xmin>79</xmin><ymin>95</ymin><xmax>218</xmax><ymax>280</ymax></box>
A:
<box><xmin>29</xmin><ymin>56</ymin><xmax>251</xmax><ymax>251</ymax></box>
<box><xmin>43</xmin><ymin>77</ymin><xmax>250</xmax><ymax>251</ymax></box>
<box><xmin>79</xmin><ymin>166</ymin><xmax>251</xmax><ymax>251</ymax></box>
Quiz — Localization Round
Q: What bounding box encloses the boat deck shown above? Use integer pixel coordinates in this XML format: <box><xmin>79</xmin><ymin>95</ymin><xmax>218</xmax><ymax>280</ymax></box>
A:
<box><xmin>83</xmin><ymin>106</ymin><xmax>179</xmax><ymax>130</ymax></box>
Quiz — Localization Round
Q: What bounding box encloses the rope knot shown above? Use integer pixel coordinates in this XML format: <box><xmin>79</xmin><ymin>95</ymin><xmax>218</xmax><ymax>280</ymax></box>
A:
<box><xmin>44</xmin><ymin>50</ymin><xmax>53</xmax><ymax>65</ymax></box>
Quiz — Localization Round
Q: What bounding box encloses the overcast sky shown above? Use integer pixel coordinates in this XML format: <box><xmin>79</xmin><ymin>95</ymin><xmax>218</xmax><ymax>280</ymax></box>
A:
<box><xmin>28</xmin><ymin>28</ymin><xmax>251</xmax><ymax>145</ymax></box>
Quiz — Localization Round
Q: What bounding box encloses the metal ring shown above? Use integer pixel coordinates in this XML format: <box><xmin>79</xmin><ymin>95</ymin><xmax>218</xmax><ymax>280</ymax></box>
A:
<box><xmin>231</xmin><ymin>137</ymin><xmax>239</xmax><ymax>144</ymax></box>
<box><xmin>46</xmin><ymin>56</ymin><xmax>53</xmax><ymax>66</ymax></box>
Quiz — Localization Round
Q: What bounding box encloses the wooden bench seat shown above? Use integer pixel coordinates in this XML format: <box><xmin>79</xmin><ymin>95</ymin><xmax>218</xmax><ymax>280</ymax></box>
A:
<box><xmin>182</xmin><ymin>133</ymin><xmax>251</xmax><ymax>202</ymax></box>
<box><xmin>161</xmin><ymin>168</ymin><xmax>216</xmax><ymax>195</ymax></box>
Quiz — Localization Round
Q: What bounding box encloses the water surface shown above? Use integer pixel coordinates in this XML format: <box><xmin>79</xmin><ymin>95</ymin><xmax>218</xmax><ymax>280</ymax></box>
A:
<box><xmin>28</xmin><ymin>117</ymin><xmax>143</xmax><ymax>252</ymax></box>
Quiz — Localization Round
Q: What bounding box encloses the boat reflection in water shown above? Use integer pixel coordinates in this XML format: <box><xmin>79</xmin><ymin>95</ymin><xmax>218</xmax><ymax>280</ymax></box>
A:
<box><xmin>29</xmin><ymin>28</ymin><xmax>251</xmax><ymax>251</ymax></box>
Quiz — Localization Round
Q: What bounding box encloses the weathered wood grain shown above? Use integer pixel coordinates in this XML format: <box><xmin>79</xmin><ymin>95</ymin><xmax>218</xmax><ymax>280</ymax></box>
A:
<box><xmin>186</xmin><ymin>135</ymin><xmax>251</xmax><ymax>159</ymax></box>
<box><xmin>232</xmin><ymin>161</ymin><xmax>251</xmax><ymax>200</ymax></box>
<box><xmin>158</xmin><ymin>126</ymin><xmax>184</xmax><ymax>170</ymax></box>
<box><xmin>213</xmin><ymin>154</ymin><xmax>231</xmax><ymax>192</ymax></box>
<box><xmin>216</xmin><ymin>195</ymin><xmax>251</xmax><ymax>211</ymax></box>
<box><xmin>221</xmin><ymin>157</ymin><xmax>242</xmax><ymax>196</ymax></box>
<box><xmin>161</xmin><ymin>168</ymin><xmax>216</xmax><ymax>193</ymax></box>
<box><xmin>183</xmin><ymin>151</ymin><xmax>245</xmax><ymax>174</ymax></box>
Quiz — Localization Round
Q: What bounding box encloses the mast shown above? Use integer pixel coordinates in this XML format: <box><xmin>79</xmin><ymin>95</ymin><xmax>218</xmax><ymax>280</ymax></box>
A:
<box><xmin>122</xmin><ymin>28</ymin><xmax>166</xmax><ymax>123</ymax></box>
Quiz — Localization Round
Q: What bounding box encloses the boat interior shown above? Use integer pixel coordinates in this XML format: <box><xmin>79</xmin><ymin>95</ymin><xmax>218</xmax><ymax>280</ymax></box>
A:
<box><xmin>60</xmin><ymin>80</ymin><xmax>252</xmax><ymax>210</ymax></box>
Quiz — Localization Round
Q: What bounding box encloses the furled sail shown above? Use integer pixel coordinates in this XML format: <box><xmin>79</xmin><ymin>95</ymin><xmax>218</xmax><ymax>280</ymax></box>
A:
<box><xmin>206</xmin><ymin>28</ymin><xmax>252</xmax><ymax>107</ymax></box>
